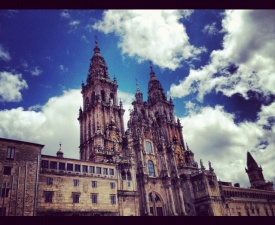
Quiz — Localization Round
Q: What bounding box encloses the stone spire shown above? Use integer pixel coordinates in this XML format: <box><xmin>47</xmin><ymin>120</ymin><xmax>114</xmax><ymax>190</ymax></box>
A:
<box><xmin>87</xmin><ymin>39</ymin><xmax>110</xmax><ymax>83</ymax></box>
<box><xmin>148</xmin><ymin>66</ymin><xmax>167</xmax><ymax>105</ymax></box>
<box><xmin>135</xmin><ymin>79</ymin><xmax>143</xmax><ymax>103</ymax></box>
<box><xmin>247</xmin><ymin>151</ymin><xmax>259</xmax><ymax>170</ymax></box>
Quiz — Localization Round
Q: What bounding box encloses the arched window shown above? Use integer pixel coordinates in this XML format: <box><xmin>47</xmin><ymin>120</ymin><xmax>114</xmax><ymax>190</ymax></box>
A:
<box><xmin>145</xmin><ymin>141</ymin><xmax>153</xmax><ymax>154</ymax></box>
<box><xmin>148</xmin><ymin>160</ymin><xmax>155</xmax><ymax>177</ymax></box>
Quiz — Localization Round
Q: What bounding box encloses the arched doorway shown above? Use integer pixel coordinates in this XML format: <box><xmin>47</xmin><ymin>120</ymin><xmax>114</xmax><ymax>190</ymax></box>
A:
<box><xmin>148</xmin><ymin>192</ymin><xmax>164</xmax><ymax>216</ymax></box>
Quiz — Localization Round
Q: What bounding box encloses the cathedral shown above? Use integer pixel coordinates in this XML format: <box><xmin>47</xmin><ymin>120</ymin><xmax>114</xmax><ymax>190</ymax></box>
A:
<box><xmin>0</xmin><ymin>41</ymin><xmax>274</xmax><ymax>216</ymax></box>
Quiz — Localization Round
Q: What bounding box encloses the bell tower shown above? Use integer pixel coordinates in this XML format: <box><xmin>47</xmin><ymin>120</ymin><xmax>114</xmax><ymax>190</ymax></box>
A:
<box><xmin>245</xmin><ymin>151</ymin><xmax>273</xmax><ymax>191</ymax></box>
<box><xmin>78</xmin><ymin>40</ymin><xmax>125</xmax><ymax>162</ymax></box>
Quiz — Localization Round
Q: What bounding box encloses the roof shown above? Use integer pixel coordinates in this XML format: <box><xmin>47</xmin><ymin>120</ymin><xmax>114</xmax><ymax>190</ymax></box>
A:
<box><xmin>0</xmin><ymin>137</ymin><xmax>44</xmax><ymax>148</ymax></box>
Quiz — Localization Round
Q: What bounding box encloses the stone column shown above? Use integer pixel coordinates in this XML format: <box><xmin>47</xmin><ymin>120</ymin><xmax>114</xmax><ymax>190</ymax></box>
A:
<box><xmin>168</xmin><ymin>184</ymin><xmax>177</xmax><ymax>216</ymax></box>
<box><xmin>177</xmin><ymin>180</ymin><xmax>186</xmax><ymax>215</ymax></box>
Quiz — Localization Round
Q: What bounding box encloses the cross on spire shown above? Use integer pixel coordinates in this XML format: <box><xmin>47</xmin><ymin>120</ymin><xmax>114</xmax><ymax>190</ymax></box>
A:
<box><xmin>95</xmin><ymin>35</ymin><xmax>98</xmax><ymax>46</ymax></box>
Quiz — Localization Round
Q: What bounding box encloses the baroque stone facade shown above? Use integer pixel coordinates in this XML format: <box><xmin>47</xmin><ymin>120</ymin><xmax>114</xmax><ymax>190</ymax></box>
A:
<box><xmin>0</xmin><ymin>42</ymin><xmax>274</xmax><ymax>216</ymax></box>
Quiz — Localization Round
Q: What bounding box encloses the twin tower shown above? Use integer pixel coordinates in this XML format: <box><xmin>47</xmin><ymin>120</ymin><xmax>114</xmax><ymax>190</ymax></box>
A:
<box><xmin>77</xmin><ymin>41</ymin><xmax>196</xmax><ymax>216</ymax></box>
<box><xmin>77</xmin><ymin>41</ymin><xmax>273</xmax><ymax>216</ymax></box>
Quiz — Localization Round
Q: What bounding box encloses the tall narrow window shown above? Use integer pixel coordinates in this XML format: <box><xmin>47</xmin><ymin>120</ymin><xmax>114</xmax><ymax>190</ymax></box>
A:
<box><xmin>109</xmin><ymin>168</ymin><xmax>114</xmax><ymax>175</ymax></box>
<box><xmin>59</xmin><ymin>162</ymin><xmax>65</xmax><ymax>171</ymax></box>
<box><xmin>91</xmin><ymin>194</ymin><xmax>98</xmax><ymax>204</ymax></box>
<box><xmin>110</xmin><ymin>182</ymin><xmax>115</xmax><ymax>189</ymax></box>
<box><xmin>73</xmin><ymin>193</ymin><xmax>80</xmax><ymax>203</ymax></box>
<box><xmin>73</xmin><ymin>179</ymin><xmax>79</xmax><ymax>187</ymax></box>
<box><xmin>92</xmin><ymin>181</ymin><xmax>97</xmax><ymax>188</ymax></box>
<box><xmin>145</xmin><ymin>141</ymin><xmax>153</xmax><ymax>153</ymax></box>
<box><xmin>1</xmin><ymin>188</ymin><xmax>10</xmax><ymax>198</ymax></box>
<box><xmin>75</xmin><ymin>164</ymin><xmax>81</xmax><ymax>172</ymax></box>
<box><xmin>67</xmin><ymin>163</ymin><xmax>73</xmax><ymax>171</ymax></box>
<box><xmin>148</xmin><ymin>160</ymin><xmax>155</xmax><ymax>177</ymax></box>
<box><xmin>45</xmin><ymin>191</ymin><xmax>53</xmax><ymax>203</ymax></box>
<box><xmin>89</xmin><ymin>166</ymin><xmax>95</xmax><ymax>173</ymax></box>
<box><xmin>103</xmin><ymin>168</ymin><xmax>108</xmax><ymax>175</ymax></box>
<box><xmin>110</xmin><ymin>195</ymin><xmax>116</xmax><ymax>204</ymax></box>
<box><xmin>6</xmin><ymin>147</ymin><xmax>15</xmax><ymax>160</ymax></box>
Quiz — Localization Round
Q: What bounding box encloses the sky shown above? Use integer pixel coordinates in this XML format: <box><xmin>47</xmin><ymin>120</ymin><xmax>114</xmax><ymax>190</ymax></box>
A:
<box><xmin>0</xmin><ymin>10</ymin><xmax>275</xmax><ymax>188</ymax></box>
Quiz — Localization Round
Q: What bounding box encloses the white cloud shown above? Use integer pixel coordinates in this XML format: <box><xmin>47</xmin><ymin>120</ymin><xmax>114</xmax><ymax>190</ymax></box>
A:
<box><xmin>59</xmin><ymin>64</ymin><xmax>69</xmax><ymax>73</ymax></box>
<box><xmin>81</xmin><ymin>35</ymin><xmax>89</xmax><ymax>43</ymax></box>
<box><xmin>0</xmin><ymin>71</ymin><xmax>28</xmax><ymax>102</ymax></box>
<box><xmin>180</xmin><ymin>104</ymin><xmax>275</xmax><ymax>187</ymax></box>
<box><xmin>0</xmin><ymin>89</ymin><xmax>135</xmax><ymax>159</ymax></box>
<box><xmin>0</xmin><ymin>44</ymin><xmax>11</xmax><ymax>62</ymax></box>
<box><xmin>30</xmin><ymin>66</ymin><xmax>43</xmax><ymax>76</ymax></box>
<box><xmin>60</xmin><ymin>10</ymin><xmax>70</xmax><ymax>19</ymax></box>
<box><xmin>169</xmin><ymin>10</ymin><xmax>275</xmax><ymax>101</ymax></box>
<box><xmin>93</xmin><ymin>10</ymin><xmax>206</xmax><ymax>71</ymax></box>
<box><xmin>69</xmin><ymin>20</ymin><xmax>80</xmax><ymax>26</ymax></box>
<box><xmin>202</xmin><ymin>22</ymin><xmax>218</xmax><ymax>35</ymax></box>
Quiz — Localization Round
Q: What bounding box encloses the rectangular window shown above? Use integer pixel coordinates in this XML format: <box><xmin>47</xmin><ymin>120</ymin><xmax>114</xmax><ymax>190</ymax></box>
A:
<box><xmin>3</xmin><ymin>166</ymin><xmax>11</xmax><ymax>175</ymax></box>
<box><xmin>92</xmin><ymin>181</ymin><xmax>97</xmax><ymax>188</ymax></box>
<box><xmin>110</xmin><ymin>182</ymin><xmax>115</xmax><ymax>189</ymax></box>
<box><xmin>128</xmin><ymin>181</ymin><xmax>131</xmax><ymax>187</ymax></box>
<box><xmin>96</xmin><ymin>167</ymin><xmax>101</xmax><ymax>174</ymax></box>
<box><xmin>6</xmin><ymin>147</ymin><xmax>15</xmax><ymax>160</ymax></box>
<box><xmin>89</xmin><ymin>166</ymin><xmax>95</xmax><ymax>173</ymax></box>
<box><xmin>238</xmin><ymin>212</ymin><xmax>241</xmax><ymax>216</ymax></box>
<box><xmin>103</xmin><ymin>168</ymin><xmax>108</xmax><ymax>175</ymax></box>
<box><xmin>109</xmin><ymin>168</ymin><xmax>114</xmax><ymax>175</ymax></box>
<box><xmin>74</xmin><ymin>179</ymin><xmax>79</xmax><ymax>187</ymax></box>
<box><xmin>73</xmin><ymin>193</ymin><xmax>80</xmax><ymax>203</ymax></box>
<box><xmin>50</xmin><ymin>161</ymin><xmax>57</xmax><ymax>169</ymax></box>
<box><xmin>1</xmin><ymin>188</ymin><xmax>10</xmax><ymax>198</ymax></box>
<box><xmin>41</xmin><ymin>160</ymin><xmax>49</xmax><ymax>169</ymax></box>
<box><xmin>91</xmin><ymin>194</ymin><xmax>98</xmax><ymax>204</ymax></box>
<box><xmin>110</xmin><ymin>195</ymin><xmax>116</xmax><ymax>204</ymax></box>
<box><xmin>82</xmin><ymin>165</ymin><xmax>88</xmax><ymax>173</ymax></box>
<box><xmin>67</xmin><ymin>163</ymin><xmax>73</xmax><ymax>171</ymax></box>
<box><xmin>59</xmin><ymin>162</ymin><xmax>65</xmax><ymax>170</ymax></box>
<box><xmin>46</xmin><ymin>177</ymin><xmax>53</xmax><ymax>185</ymax></box>
<box><xmin>75</xmin><ymin>164</ymin><xmax>81</xmax><ymax>172</ymax></box>
<box><xmin>45</xmin><ymin>191</ymin><xmax>53</xmax><ymax>203</ymax></box>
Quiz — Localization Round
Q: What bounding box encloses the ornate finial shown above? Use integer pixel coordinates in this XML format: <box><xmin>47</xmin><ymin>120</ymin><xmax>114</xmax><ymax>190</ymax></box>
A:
<box><xmin>113</xmin><ymin>75</ymin><xmax>117</xmax><ymax>83</ymax></box>
<box><xmin>120</xmin><ymin>98</ymin><xmax>123</xmax><ymax>107</ymax></box>
<box><xmin>200</xmin><ymin>159</ymin><xmax>205</xmax><ymax>170</ymax></box>
<box><xmin>59</xmin><ymin>141</ymin><xmax>62</xmax><ymax>150</ymax></box>
<box><xmin>95</xmin><ymin>35</ymin><xmax>98</xmax><ymax>46</ymax></box>
<box><xmin>81</xmin><ymin>81</ymin><xmax>84</xmax><ymax>88</ymax></box>
<box><xmin>135</xmin><ymin>79</ymin><xmax>140</xmax><ymax>92</ymax></box>
<box><xmin>186</xmin><ymin>143</ymin><xmax>189</xmax><ymax>150</ymax></box>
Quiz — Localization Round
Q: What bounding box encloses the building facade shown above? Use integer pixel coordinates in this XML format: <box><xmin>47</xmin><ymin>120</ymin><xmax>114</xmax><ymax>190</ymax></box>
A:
<box><xmin>0</xmin><ymin>42</ymin><xmax>274</xmax><ymax>216</ymax></box>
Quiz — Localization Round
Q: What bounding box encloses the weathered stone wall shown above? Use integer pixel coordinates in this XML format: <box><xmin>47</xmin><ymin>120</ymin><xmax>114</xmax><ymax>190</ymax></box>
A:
<box><xmin>36</xmin><ymin>155</ymin><xmax>118</xmax><ymax>215</ymax></box>
<box><xmin>0</xmin><ymin>138</ymin><xmax>43</xmax><ymax>216</ymax></box>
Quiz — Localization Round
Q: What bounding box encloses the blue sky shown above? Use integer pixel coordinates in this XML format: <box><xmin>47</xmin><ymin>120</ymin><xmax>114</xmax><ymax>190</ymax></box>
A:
<box><xmin>0</xmin><ymin>10</ymin><xmax>275</xmax><ymax>188</ymax></box>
